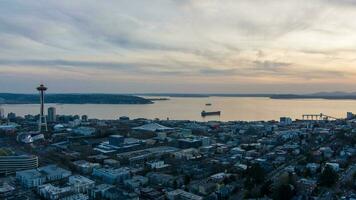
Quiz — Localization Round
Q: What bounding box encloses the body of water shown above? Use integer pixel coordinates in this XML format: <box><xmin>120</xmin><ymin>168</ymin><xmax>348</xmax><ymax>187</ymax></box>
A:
<box><xmin>1</xmin><ymin>97</ymin><xmax>355</xmax><ymax>121</ymax></box>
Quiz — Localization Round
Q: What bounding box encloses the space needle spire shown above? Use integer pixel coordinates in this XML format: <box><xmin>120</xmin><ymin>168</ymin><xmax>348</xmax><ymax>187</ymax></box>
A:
<box><xmin>37</xmin><ymin>83</ymin><xmax>48</xmax><ymax>132</ymax></box>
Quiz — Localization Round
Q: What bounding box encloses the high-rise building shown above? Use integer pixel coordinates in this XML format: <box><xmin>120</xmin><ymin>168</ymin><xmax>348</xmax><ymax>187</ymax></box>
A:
<box><xmin>37</xmin><ymin>84</ymin><xmax>48</xmax><ymax>132</ymax></box>
<box><xmin>81</xmin><ymin>115</ymin><xmax>88</xmax><ymax>122</ymax></box>
<box><xmin>7</xmin><ymin>112</ymin><xmax>16</xmax><ymax>121</ymax></box>
<box><xmin>47</xmin><ymin>107</ymin><xmax>56</xmax><ymax>122</ymax></box>
<box><xmin>347</xmin><ymin>112</ymin><xmax>354</xmax><ymax>120</ymax></box>
<box><xmin>0</xmin><ymin>107</ymin><xmax>4</xmax><ymax>119</ymax></box>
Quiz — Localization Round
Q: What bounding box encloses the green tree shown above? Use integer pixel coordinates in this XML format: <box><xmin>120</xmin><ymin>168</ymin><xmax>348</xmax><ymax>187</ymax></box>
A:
<box><xmin>184</xmin><ymin>175</ymin><xmax>191</xmax><ymax>185</ymax></box>
<box><xmin>260</xmin><ymin>180</ymin><xmax>272</xmax><ymax>197</ymax></box>
<box><xmin>244</xmin><ymin>163</ymin><xmax>266</xmax><ymax>189</ymax></box>
<box><xmin>273</xmin><ymin>184</ymin><xmax>295</xmax><ymax>200</ymax></box>
<box><xmin>319</xmin><ymin>165</ymin><xmax>338</xmax><ymax>187</ymax></box>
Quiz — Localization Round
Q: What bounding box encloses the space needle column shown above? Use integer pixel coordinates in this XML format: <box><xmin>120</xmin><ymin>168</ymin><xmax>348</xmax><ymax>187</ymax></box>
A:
<box><xmin>37</xmin><ymin>84</ymin><xmax>48</xmax><ymax>132</ymax></box>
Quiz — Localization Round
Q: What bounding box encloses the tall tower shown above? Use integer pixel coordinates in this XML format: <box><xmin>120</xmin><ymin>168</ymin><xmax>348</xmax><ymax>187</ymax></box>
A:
<box><xmin>37</xmin><ymin>84</ymin><xmax>48</xmax><ymax>132</ymax></box>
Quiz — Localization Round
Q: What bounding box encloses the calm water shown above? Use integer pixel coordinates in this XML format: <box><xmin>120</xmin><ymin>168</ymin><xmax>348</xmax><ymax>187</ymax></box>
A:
<box><xmin>2</xmin><ymin>97</ymin><xmax>356</xmax><ymax>121</ymax></box>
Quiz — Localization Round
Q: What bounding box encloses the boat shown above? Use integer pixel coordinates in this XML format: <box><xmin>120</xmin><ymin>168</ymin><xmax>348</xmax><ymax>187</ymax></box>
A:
<box><xmin>205</xmin><ymin>103</ymin><xmax>212</xmax><ymax>106</ymax></box>
<box><xmin>201</xmin><ymin>110</ymin><xmax>221</xmax><ymax>117</ymax></box>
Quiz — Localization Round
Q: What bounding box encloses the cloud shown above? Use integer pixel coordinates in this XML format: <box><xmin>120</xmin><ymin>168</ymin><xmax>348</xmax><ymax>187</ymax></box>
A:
<box><xmin>253</xmin><ymin>60</ymin><xmax>291</xmax><ymax>72</ymax></box>
<box><xmin>199</xmin><ymin>68</ymin><xmax>238</xmax><ymax>75</ymax></box>
<box><xmin>1</xmin><ymin>0</ymin><xmax>356</xmax><ymax>93</ymax></box>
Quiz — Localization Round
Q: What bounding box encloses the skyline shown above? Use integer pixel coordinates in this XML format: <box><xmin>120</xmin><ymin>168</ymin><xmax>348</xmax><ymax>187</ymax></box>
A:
<box><xmin>1</xmin><ymin>0</ymin><xmax>356</xmax><ymax>93</ymax></box>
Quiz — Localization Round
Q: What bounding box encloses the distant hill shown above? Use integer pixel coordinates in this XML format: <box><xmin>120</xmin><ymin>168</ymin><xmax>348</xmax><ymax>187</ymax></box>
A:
<box><xmin>310</xmin><ymin>91</ymin><xmax>356</xmax><ymax>97</ymax></box>
<box><xmin>0</xmin><ymin>93</ymin><xmax>152</xmax><ymax>104</ymax></box>
<box><xmin>139</xmin><ymin>92</ymin><xmax>356</xmax><ymax>100</ymax></box>
<box><xmin>138</xmin><ymin>93</ymin><xmax>210</xmax><ymax>98</ymax></box>
<box><xmin>271</xmin><ymin>92</ymin><xmax>356</xmax><ymax>100</ymax></box>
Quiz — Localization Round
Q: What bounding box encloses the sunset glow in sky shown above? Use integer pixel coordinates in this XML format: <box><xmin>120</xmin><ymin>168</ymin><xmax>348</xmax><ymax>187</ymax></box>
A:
<box><xmin>1</xmin><ymin>0</ymin><xmax>356</xmax><ymax>93</ymax></box>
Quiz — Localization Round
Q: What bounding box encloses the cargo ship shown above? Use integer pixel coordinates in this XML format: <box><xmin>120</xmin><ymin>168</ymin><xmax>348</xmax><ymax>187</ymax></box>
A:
<box><xmin>201</xmin><ymin>110</ymin><xmax>221</xmax><ymax>117</ymax></box>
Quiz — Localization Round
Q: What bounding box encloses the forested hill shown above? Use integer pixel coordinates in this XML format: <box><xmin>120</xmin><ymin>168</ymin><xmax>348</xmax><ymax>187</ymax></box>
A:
<box><xmin>0</xmin><ymin>93</ymin><xmax>152</xmax><ymax>104</ymax></box>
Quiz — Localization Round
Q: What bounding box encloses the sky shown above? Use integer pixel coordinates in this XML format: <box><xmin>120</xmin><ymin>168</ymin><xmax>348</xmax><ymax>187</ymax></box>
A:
<box><xmin>1</xmin><ymin>0</ymin><xmax>356</xmax><ymax>94</ymax></box>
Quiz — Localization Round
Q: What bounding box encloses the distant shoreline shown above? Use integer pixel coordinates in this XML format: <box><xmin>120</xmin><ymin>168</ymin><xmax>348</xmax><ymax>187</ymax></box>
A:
<box><xmin>2</xmin><ymin>93</ymin><xmax>356</xmax><ymax>104</ymax></box>
<box><xmin>0</xmin><ymin>93</ymin><xmax>153</xmax><ymax>104</ymax></box>
<box><xmin>139</xmin><ymin>93</ymin><xmax>356</xmax><ymax>100</ymax></box>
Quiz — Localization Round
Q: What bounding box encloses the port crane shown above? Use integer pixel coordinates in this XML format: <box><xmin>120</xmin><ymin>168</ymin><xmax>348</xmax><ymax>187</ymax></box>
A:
<box><xmin>302</xmin><ymin>113</ymin><xmax>340</xmax><ymax>121</ymax></box>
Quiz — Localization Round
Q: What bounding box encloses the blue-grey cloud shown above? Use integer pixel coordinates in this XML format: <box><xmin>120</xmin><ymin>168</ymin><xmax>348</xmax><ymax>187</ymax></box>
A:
<box><xmin>1</xmin><ymin>0</ymin><xmax>356</xmax><ymax>93</ymax></box>
<box><xmin>253</xmin><ymin>60</ymin><xmax>291</xmax><ymax>72</ymax></box>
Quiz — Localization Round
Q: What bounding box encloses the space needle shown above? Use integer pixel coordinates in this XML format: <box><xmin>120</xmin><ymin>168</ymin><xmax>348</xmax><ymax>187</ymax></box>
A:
<box><xmin>37</xmin><ymin>84</ymin><xmax>48</xmax><ymax>132</ymax></box>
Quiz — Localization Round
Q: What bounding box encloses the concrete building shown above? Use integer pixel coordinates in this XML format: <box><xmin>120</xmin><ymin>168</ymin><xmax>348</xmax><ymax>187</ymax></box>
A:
<box><xmin>89</xmin><ymin>184</ymin><xmax>114</xmax><ymax>200</ymax></box>
<box><xmin>16</xmin><ymin>164</ymin><xmax>71</xmax><ymax>188</ymax></box>
<box><xmin>347</xmin><ymin>112</ymin><xmax>354</xmax><ymax>120</ymax></box>
<box><xmin>48</xmin><ymin>107</ymin><xmax>57</xmax><ymax>122</ymax></box>
<box><xmin>0</xmin><ymin>154</ymin><xmax>38</xmax><ymax>175</ymax></box>
<box><xmin>0</xmin><ymin>183</ymin><xmax>15</xmax><ymax>198</ymax></box>
<box><xmin>81</xmin><ymin>115</ymin><xmax>88</xmax><ymax>122</ymax></box>
<box><xmin>68</xmin><ymin>175</ymin><xmax>95</xmax><ymax>194</ymax></box>
<box><xmin>0</xmin><ymin>124</ymin><xmax>17</xmax><ymax>132</ymax></box>
<box><xmin>38</xmin><ymin>164</ymin><xmax>72</xmax><ymax>182</ymax></box>
<box><xmin>73</xmin><ymin>127</ymin><xmax>96</xmax><ymax>136</ymax></box>
<box><xmin>178</xmin><ymin>138</ymin><xmax>202</xmax><ymax>149</ymax></box>
<box><xmin>167</xmin><ymin>189</ymin><xmax>203</xmax><ymax>200</ymax></box>
<box><xmin>38</xmin><ymin>184</ymin><xmax>72</xmax><ymax>200</ymax></box>
<box><xmin>72</xmin><ymin>160</ymin><xmax>100</xmax><ymax>174</ymax></box>
<box><xmin>16</xmin><ymin>169</ymin><xmax>46</xmax><ymax>188</ymax></box>
<box><xmin>0</xmin><ymin>107</ymin><xmax>4</xmax><ymax>119</ymax></box>
<box><xmin>108</xmin><ymin>135</ymin><xmax>125</xmax><ymax>147</ymax></box>
<box><xmin>7</xmin><ymin>112</ymin><xmax>16</xmax><ymax>121</ymax></box>
<box><xmin>92</xmin><ymin>167</ymin><xmax>130</xmax><ymax>184</ymax></box>
<box><xmin>124</xmin><ymin>176</ymin><xmax>148</xmax><ymax>191</ymax></box>
<box><xmin>146</xmin><ymin>160</ymin><xmax>169</xmax><ymax>169</ymax></box>
<box><xmin>280</xmin><ymin>117</ymin><xmax>292</xmax><ymax>125</ymax></box>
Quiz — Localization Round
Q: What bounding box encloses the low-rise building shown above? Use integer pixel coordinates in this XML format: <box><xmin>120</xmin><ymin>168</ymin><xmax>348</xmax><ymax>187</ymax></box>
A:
<box><xmin>16</xmin><ymin>169</ymin><xmax>46</xmax><ymax>188</ymax></box>
<box><xmin>167</xmin><ymin>189</ymin><xmax>203</xmax><ymax>200</ymax></box>
<box><xmin>146</xmin><ymin>160</ymin><xmax>169</xmax><ymax>169</ymax></box>
<box><xmin>124</xmin><ymin>176</ymin><xmax>148</xmax><ymax>191</ymax></box>
<box><xmin>89</xmin><ymin>184</ymin><xmax>114</xmax><ymax>200</ymax></box>
<box><xmin>92</xmin><ymin>167</ymin><xmax>130</xmax><ymax>184</ymax></box>
<box><xmin>72</xmin><ymin>160</ymin><xmax>100</xmax><ymax>174</ymax></box>
<box><xmin>37</xmin><ymin>184</ymin><xmax>73</xmax><ymax>200</ymax></box>
<box><xmin>68</xmin><ymin>175</ymin><xmax>95</xmax><ymax>194</ymax></box>
<box><xmin>39</xmin><ymin>165</ymin><xmax>72</xmax><ymax>182</ymax></box>
<box><xmin>16</xmin><ymin>165</ymin><xmax>72</xmax><ymax>188</ymax></box>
